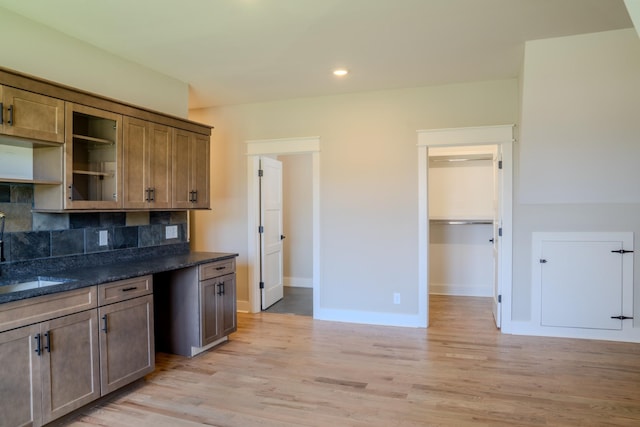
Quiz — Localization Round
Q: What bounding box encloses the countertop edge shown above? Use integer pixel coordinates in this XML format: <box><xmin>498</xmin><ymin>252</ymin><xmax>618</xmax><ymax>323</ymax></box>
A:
<box><xmin>0</xmin><ymin>251</ymin><xmax>239</xmax><ymax>304</ymax></box>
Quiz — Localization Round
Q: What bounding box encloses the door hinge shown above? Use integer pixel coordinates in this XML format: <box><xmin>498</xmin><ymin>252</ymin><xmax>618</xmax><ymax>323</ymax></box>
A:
<box><xmin>611</xmin><ymin>315</ymin><xmax>633</xmax><ymax>320</ymax></box>
<box><xmin>258</xmin><ymin>225</ymin><xmax>264</xmax><ymax>233</ymax></box>
<box><xmin>498</xmin><ymin>160</ymin><xmax>503</xmax><ymax>169</ymax></box>
<box><xmin>259</xmin><ymin>281</ymin><xmax>265</xmax><ymax>289</ymax></box>
<box><xmin>258</xmin><ymin>169</ymin><xmax>264</xmax><ymax>177</ymax></box>
<box><xmin>611</xmin><ymin>249</ymin><xmax>634</xmax><ymax>254</ymax></box>
<box><xmin>498</xmin><ymin>227</ymin><xmax>502</xmax><ymax>237</ymax></box>
<box><xmin>498</xmin><ymin>294</ymin><xmax>502</xmax><ymax>303</ymax></box>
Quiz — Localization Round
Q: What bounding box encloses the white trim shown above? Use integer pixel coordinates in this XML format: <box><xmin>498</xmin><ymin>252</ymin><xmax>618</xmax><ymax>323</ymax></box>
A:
<box><xmin>314</xmin><ymin>308</ymin><xmax>425</xmax><ymax>328</ymax></box>
<box><xmin>246</xmin><ymin>136</ymin><xmax>320</xmax><ymax>314</ymax></box>
<box><xmin>246</xmin><ymin>136</ymin><xmax>321</xmax><ymax>155</ymax></box>
<box><xmin>418</xmin><ymin>125</ymin><xmax>514</xmax><ymax>332</ymax></box>
<box><xmin>508</xmin><ymin>321</ymin><xmax>640</xmax><ymax>343</ymax></box>
<box><xmin>429</xmin><ymin>284</ymin><xmax>493</xmax><ymax>297</ymax></box>
<box><xmin>418</xmin><ymin>145</ymin><xmax>429</xmax><ymax>327</ymax></box>
<box><xmin>284</xmin><ymin>276</ymin><xmax>313</xmax><ymax>288</ymax></box>
<box><xmin>418</xmin><ymin>125</ymin><xmax>515</xmax><ymax>146</ymax></box>
<box><xmin>236</xmin><ymin>300</ymin><xmax>251</xmax><ymax>313</ymax></box>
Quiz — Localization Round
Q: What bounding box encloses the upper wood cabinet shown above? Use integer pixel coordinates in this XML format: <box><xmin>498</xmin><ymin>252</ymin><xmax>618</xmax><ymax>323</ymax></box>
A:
<box><xmin>123</xmin><ymin>117</ymin><xmax>173</xmax><ymax>209</ymax></box>
<box><xmin>1</xmin><ymin>66</ymin><xmax>212</xmax><ymax>211</ymax></box>
<box><xmin>172</xmin><ymin>129</ymin><xmax>210</xmax><ymax>209</ymax></box>
<box><xmin>65</xmin><ymin>103</ymin><xmax>123</xmax><ymax>210</ymax></box>
<box><xmin>0</xmin><ymin>85</ymin><xmax>65</xmax><ymax>144</ymax></box>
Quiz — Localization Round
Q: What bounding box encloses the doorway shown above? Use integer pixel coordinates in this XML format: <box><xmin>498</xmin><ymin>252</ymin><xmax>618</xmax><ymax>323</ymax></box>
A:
<box><xmin>417</xmin><ymin>125</ymin><xmax>513</xmax><ymax>330</ymax></box>
<box><xmin>246</xmin><ymin>137</ymin><xmax>321</xmax><ymax>315</ymax></box>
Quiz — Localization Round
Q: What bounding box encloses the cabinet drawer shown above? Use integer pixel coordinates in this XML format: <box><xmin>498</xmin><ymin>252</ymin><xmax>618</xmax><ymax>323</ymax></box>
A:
<box><xmin>0</xmin><ymin>286</ymin><xmax>97</xmax><ymax>333</ymax></box>
<box><xmin>98</xmin><ymin>276</ymin><xmax>152</xmax><ymax>306</ymax></box>
<box><xmin>199</xmin><ymin>259</ymin><xmax>236</xmax><ymax>280</ymax></box>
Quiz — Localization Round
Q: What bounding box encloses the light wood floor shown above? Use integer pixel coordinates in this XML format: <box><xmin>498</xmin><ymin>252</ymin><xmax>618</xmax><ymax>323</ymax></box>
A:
<box><xmin>63</xmin><ymin>296</ymin><xmax>640</xmax><ymax>426</ymax></box>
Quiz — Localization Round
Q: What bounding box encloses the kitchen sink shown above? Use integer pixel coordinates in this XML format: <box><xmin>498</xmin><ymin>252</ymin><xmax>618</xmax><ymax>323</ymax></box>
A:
<box><xmin>0</xmin><ymin>277</ymin><xmax>74</xmax><ymax>295</ymax></box>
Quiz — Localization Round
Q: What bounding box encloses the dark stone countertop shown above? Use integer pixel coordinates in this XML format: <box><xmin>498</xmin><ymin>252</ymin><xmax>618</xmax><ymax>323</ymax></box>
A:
<box><xmin>0</xmin><ymin>251</ymin><xmax>238</xmax><ymax>304</ymax></box>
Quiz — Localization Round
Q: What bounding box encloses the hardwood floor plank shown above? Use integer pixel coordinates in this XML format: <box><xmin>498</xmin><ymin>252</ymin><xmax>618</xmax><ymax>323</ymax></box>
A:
<box><xmin>60</xmin><ymin>295</ymin><xmax>640</xmax><ymax>426</ymax></box>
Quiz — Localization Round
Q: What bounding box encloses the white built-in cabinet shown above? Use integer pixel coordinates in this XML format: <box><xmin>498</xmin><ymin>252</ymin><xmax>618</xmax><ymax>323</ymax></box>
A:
<box><xmin>428</xmin><ymin>145</ymin><xmax>497</xmax><ymax>297</ymax></box>
<box><xmin>532</xmin><ymin>232</ymin><xmax>634</xmax><ymax>335</ymax></box>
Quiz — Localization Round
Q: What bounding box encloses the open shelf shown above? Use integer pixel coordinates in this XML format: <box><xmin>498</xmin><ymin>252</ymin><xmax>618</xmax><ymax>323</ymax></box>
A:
<box><xmin>72</xmin><ymin>134</ymin><xmax>114</xmax><ymax>145</ymax></box>
<box><xmin>72</xmin><ymin>170</ymin><xmax>113</xmax><ymax>177</ymax></box>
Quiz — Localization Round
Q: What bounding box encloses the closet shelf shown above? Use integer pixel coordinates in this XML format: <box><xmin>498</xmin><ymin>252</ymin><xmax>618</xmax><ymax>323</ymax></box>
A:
<box><xmin>430</xmin><ymin>219</ymin><xmax>493</xmax><ymax>225</ymax></box>
<box><xmin>429</xmin><ymin>154</ymin><xmax>493</xmax><ymax>163</ymax></box>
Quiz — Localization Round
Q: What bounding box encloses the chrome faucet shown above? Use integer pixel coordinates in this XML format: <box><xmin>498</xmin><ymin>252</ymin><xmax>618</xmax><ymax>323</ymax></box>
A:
<box><xmin>0</xmin><ymin>211</ymin><xmax>5</xmax><ymax>262</ymax></box>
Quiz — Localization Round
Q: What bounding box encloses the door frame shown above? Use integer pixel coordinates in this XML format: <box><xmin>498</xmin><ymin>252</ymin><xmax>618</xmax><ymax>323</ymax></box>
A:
<box><xmin>417</xmin><ymin>125</ymin><xmax>514</xmax><ymax>330</ymax></box>
<box><xmin>246</xmin><ymin>136</ymin><xmax>320</xmax><ymax>314</ymax></box>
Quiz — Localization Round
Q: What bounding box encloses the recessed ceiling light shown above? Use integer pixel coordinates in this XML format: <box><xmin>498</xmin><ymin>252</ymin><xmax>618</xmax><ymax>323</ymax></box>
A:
<box><xmin>333</xmin><ymin>69</ymin><xmax>349</xmax><ymax>77</ymax></box>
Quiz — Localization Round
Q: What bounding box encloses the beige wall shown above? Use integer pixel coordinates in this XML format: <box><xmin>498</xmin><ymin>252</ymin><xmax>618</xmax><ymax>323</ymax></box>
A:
<box><xmin>515</xmin><ymin>28</ymin><xmax>640</xmax><ymax>322</ymax></box>
<box><xmin>189</xmin><ymin>79</ymin><xmax>518</xmax><ymax>317</ymax></box>
<box><xmin>281</xmin><ymin>154</ymin><xmax>313</xmax><ymax>286</ymax></box>
<box><xmin>0</xmin><ymin>7</ymin><xmax>188</xmax><ymax>117</ymax></box>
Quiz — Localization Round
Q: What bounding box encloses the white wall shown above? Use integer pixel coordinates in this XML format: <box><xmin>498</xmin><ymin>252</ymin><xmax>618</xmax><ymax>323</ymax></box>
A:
<box><xmin>282</xmin><ymin>154</ymin><xmax>313</xmax><ymax>287</ymax></box>
<box><xmin>0</xmin><ymin>7</ymin><xmax>188</xmax><ymax>117</ymax></box>
<box><xmin>515</xmin><ymin>29</ymin><xmax>640</xmax><ymax>323</ymax></box>
<box><xmin>189</xmin><ymin>79</ymin><xmax>518</xmax><ymax>319</ymax></box>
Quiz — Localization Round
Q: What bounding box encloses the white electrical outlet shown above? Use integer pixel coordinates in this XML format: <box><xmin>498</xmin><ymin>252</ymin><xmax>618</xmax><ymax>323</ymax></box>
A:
<box><xmin>99</xmin><ymin>230</ymin><xmax>108</xmax><ymax>247</ymax></box>
<box><xmin>166</xmin><ymin>225</ymin><xmax>178</xmax><ymax>239</ymax></box>
<box><xmin>393</xmin><ymin>293</ymin><xmax>401</xmax><ymax>304</ymax></box>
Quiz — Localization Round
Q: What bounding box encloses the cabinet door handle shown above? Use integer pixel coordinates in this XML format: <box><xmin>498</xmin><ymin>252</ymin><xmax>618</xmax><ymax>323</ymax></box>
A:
<box><xmin>7</xmin><ymin>105</ymin><xmax>13</xmax><ymax>126</ymax></box>
<box><xmin>217</xmin><ymin>282</ymin><xmax>225</xmax><ymax>296</ymax></box>
<box><xmin>34</xmin><ymin>333</ymin><xmax>42</xmax><ymax>356</ymax></box>
<box><xmin>149</xmin><ymin>188</ymin><xmax>155</xmax><ymax>202</ymax></box>
<box><xmin>44</xmin><ymin>331</ymin><xmax>51</xmax><ymax>353</ymax></box>
<box><xmin>102</xmin><ymin>314</ymin><xmax>108</xmax><ymax>333</ymax></box>
<box><xmin>0</xmin><ymin>102</ymin><xmax>3</xmax><ymax>125</ymax></box>
<box><xmin>145</xmin><ymin>188</ymin><xmax>150</xmax><ymax>202</ymax></box>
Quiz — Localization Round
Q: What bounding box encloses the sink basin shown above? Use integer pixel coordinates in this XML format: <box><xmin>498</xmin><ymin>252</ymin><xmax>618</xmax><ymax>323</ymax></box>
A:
<box><xmin>0</xmin><ymin>277</ymin><xmax>74</xmax><ymax>294</ymax></box>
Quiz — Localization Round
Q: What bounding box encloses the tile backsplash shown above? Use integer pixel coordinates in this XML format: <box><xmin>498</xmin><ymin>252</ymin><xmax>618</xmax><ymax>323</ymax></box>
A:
<box><xmin>0</xmin><ymin>183</ymin><xmax>188</xmax><ymax>264</ymax></box>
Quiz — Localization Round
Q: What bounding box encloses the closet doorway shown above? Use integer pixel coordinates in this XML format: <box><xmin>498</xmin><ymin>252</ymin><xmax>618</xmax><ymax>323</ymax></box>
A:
<box><xmin>417</xmin><ymin>125</ymin><xmax>513</xmax><ymax>331</ymax></box>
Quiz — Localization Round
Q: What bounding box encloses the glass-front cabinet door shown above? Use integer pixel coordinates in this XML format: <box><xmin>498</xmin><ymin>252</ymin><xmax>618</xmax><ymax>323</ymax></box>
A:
<box><xmin>65</xmin><ymin>103</ymin><xmax>122</xmax><ymax>209</ymax></box>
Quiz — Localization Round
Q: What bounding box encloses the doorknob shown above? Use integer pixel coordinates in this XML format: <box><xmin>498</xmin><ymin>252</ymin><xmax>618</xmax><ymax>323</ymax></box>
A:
<box><xmin>281</xmin><ymin>235</ymin><xmax>286</xmax><ymax>240</ymax></box>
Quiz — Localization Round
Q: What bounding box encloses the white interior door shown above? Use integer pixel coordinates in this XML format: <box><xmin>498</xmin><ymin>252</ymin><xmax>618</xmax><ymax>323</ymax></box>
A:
<box><xmin>492</xmin><ymin>146</ymin><xmax>502</xmax><ymax>328</ymax></box>
<box><xmin>260</xmin><ymin>157</ymin><xmax>284</xmax><ymax>310</ymax></box>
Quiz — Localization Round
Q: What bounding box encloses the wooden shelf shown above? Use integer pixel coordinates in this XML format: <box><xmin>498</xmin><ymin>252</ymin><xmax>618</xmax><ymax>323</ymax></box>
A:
<box><xmin>72</xmin><ymin>170</ymin><xmax>113</xmax><ymax>177</ymax></box>
<box><xmin>0</xmin><ymin>177</ymin><xmax>62</xmax><ymax>185</ymax></box>
<box><xmin>72</xmin><ymin>134</ymin><xmax>113</xmax><ymax>145</ymax></box>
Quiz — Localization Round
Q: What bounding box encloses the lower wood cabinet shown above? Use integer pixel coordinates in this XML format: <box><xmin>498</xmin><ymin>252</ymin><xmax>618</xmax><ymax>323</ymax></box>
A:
<box><xmin>98</xmin><ymin>276</ymin><xmax>155</xmax><ymax>395</ymax></box>
<box><xmin>155</xmin><ymin>258</ymin><xmax>237</xmax><ymax>357</ymax></box>
<box><xmin>98</xmin><ymin>294</ymin><xmax>154</xmax><ymax>395</ymax></box>
<box><xmin>201</xmin><ymin>273</ymin><xmax>237</xmax><ymax>345</ymax></box>
<box><xmin>0</xmin><ymin>309</ymin><xmax>100</xmax><ymax>427</ymax></box>
<box><xmin>0</xmin><ymin>276</ymin><xmax>154</xmax><ymax>427</ymax></box>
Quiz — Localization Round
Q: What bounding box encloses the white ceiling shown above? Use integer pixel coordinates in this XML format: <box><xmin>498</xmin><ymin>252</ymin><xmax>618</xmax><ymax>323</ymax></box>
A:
<box><xmin>0</xmin><ymin>0</ymin><xmax>633</xmax><ymax>108</ymax></box>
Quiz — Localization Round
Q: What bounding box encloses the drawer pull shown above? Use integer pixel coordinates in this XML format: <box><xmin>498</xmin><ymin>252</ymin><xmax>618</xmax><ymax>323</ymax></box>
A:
<box><xmin>121</xmin><ymin>286</ymin><xmax>138</xmax><ymax>292</ymax></box>
<box><xmin>215</xmin><ymin>266</ymin><xmax>226</xmax><ymax>271</ymax></box>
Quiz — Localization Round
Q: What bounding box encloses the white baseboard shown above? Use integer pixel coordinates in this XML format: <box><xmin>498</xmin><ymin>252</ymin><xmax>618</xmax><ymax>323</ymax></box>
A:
<box><xmin>284</xmin><ymin>276</ymin><xmax>313</xmax><ymax>288</ymax></box>
<box><xmin>505</xmin><ymin>320</ymin><xmax>640</xmax><ymax>343</ymax></box>
<box><xmin>237</xmin><ymin>299</ymin><xmax>251</xmax><ymax>313</ymax></box>
<box><xmin>314</xmin><ymin>307</ymin><xmax>427</xmax><ymax>328</ymax></box>
<box><xmin>429</xmin><ymin>283</ymin><xmax>492</xmax><ymax>297</ymax></box>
